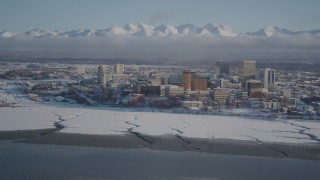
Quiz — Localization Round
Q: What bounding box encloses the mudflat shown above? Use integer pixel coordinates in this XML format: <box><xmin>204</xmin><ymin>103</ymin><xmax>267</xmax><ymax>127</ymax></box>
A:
<box><xmin>1</xmin><ymin>129</ymin><xmax>319</xmax><ymax>160</ymax></box>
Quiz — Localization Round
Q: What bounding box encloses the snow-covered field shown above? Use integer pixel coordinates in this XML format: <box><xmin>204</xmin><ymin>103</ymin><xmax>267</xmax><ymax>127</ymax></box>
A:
<box><xmin>38</xmin><ymin>107</ymin><xmax>320</xmax><ymax>143</ymax></box>
<box><xmin>1</xmin><ymin>106</ymin><xmax>57</xmax><ymax>131</ymax></box>
<box><xmin>1</xmin><ymin>105</ymin><xmax>320</xmax><ymax>144</ymax></box>
<box><xmin>1</xmin><ymin>80</ymin><xmax>320</xmax><ymax>144</ymax></box>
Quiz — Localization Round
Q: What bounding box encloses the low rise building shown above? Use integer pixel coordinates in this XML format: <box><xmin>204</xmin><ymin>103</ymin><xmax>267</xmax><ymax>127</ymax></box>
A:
<box><xmin>263</xmin><ymin>101</ymin><xmax>280</xmax><ymax>110</ymax></box>
<box><xmin>135</xmin><ymin>85</ymin><xmax>161</xmax><ymax>96</ymax></box>
<box><xmin>182</xmin><ymin>101</ymin><xmax>203</xmax><ymax>109</ymax></box>
<box><xmin>213</xmin><ymin>89</ymin><xmax>229</xmax><ymax>104</ymax></box>
<box><xmin>161</xmin><ymin>85</ymin><xmax>185</xmax><ymax>97</ymax></box>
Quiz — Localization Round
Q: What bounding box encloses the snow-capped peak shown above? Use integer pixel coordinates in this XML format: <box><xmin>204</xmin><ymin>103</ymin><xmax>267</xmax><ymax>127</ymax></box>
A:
<box><xmin>263</xmin><ymin>26</ymin><xmax>281</xmax><ymax>37</ymax></box>
<box><xmin>1</xmin><ymin>23</ymin><xmax>319</xmax><ymax>38</ymax></box>
<box><xmin>133</xmin><ymin>23</ymin><xmax>155</xmax><ymax>36</ymax></box>
<box><xmin>201</xmin><ymin>23</ymin><xmax>238</xmax><ymax>37</ymax></box>
<box><xmin>62</xmin><ymin>29</ymin><xmax>95</xmax><ymax>37</ymax></box>
<box><xmin>202</xmin><ymin>23</ymin><xmax>219</xmax><ymax>35</ymax></box>
<box><xmin>113</xmin><ymin>23</ymin><xmax>155</xmax><ymax>36</ymax></box>
<box><xmin>0</xmin><ymin>30</ymin><xmax>17</xmax><ymax>38</ymax></box>
<box><xmin>177</xmin><ymin>24</ymin><xmax>201</xmax><ymax>34</ymax></box>
<box><xmin>123</xmin><ymin>24</ymin><xmax>140</xmax><ymax>34</ymax></box>
<box><xmin>216</xmin><ymin>24</ymin><xmax>238</xmax><ymax>37</ymax></box>
<box><xmin>25</xmin><ymin>28</ymin><xmax>60</xmax><ymax>37</ymax></box>
<box><xmin>105</xmin><ymin>26</ymin><xmax>128</xmax><ymax>35</ymax></box>
<box><xmin>247</xmin><ymin>26</ymin><xmax>298</xmax><ymax>37</ymax></box>
<box><xmin>154</xmin><ymin>24</ymin><xmax>178</xmax><ymax>36</ymax></box>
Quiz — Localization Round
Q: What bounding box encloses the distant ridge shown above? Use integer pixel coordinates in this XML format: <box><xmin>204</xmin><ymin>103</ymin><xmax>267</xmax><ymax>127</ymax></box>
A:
<box><xmin>2</xmin><ymin>23</ymin><xmax>319</xmax><ymax>38</ymax></box>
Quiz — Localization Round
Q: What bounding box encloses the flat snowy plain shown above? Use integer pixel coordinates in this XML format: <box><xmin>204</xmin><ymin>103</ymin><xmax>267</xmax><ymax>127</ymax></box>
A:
<box><xmin>1</xmin><ymin>80</ymin><xmax>320</xmax><ymax>144</ymax></box>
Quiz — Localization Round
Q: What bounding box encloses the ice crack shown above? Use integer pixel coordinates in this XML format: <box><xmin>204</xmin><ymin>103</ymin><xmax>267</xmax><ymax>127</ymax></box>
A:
<box><xmin>282</xmin><ymin>122</ymin><xmax>320</xmax><ymax>142</ymax></box>
<box><xmin>50</xmin><ymin>111</ymin><xmax>87</xmax><ymax>132</ymax></box>
<box><xmin>125</xmin><ymin>114</ymin><xmax>153</xmax><ymax>145</ymax></box>
<box><xmin>243</xmin><ymin>135</ymin><xmax>288</xmax><ymax>158</ymax></box>
<box><xmin>170</xmin><ymin>127</ymin><xmax>202</xmax><ymax>152</ymax></box>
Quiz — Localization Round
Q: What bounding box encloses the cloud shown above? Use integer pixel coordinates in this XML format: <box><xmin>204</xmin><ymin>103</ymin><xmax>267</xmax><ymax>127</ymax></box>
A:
<box><xmin>1</xmin><ymin>34</ymin><xmax>320</xmax><ymax>61</ymax></box>
<box><xmin>147</xmin><ymin>11</ymin><xmax>175</xmax><ymax>24</ymax></box>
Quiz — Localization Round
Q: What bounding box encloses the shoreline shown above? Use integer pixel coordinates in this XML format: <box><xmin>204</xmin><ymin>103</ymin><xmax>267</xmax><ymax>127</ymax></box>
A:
<box><xmin>70</xmin><ymin>105</ymin><xmax>320</xmax><ymax>121</ymax></box>
<box><xmin>26</xmin><ymin>101</ymin><xmax>320</xmax><ymax>121</ymax></box>
<box><xmin>1</xmin><ymin>129</ymin><xmax>319</xmax><ymax>161</ymax></box>
<box><xmin>0</xmin><ymin>128</ymin><xmax>57</xmax><ymax>140</ymax></box>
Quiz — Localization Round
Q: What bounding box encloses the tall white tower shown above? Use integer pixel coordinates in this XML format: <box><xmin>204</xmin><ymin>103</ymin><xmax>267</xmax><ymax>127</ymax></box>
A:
<box><xmin>98</xmin><ymin>65</ymin><xmax>105</xmax><ymax>85</ymax></box>
<box><xmin>114</xmin><ymin>64</ymin><xmax>124</xmax><ymax>74</ymax></box>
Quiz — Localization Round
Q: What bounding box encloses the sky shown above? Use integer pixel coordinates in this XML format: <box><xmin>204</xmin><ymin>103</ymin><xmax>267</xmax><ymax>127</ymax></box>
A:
<box><xmin>1</xmin><ymin>0</ymin><xmax>320</xmax><ymax>61</ymax></box>
<box><xmin>1</xmin><ymin>0</ymin><xmax>320</xmax><ymax>32</ymax></box>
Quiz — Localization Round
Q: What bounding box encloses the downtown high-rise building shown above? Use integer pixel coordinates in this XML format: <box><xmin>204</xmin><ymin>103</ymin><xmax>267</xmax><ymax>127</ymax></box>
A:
<box><xmin>243</xmin><ymin>60</ymin><xmax>256</xmax><ymax>80</ymax></box>
<box><xmin>98</xmin><ymin>65</ymin><xmax>106</xmax><ymax>85</ymax></box>
<box><xmin>192</xmin><ymin>75</ymin><xmax>208</xmax><ymax>91</ymax></box>
<box><xmin>181</xmin><ymin>70</ymin><xmax>207</xmax><ymax>91</ymax></box>
<box><xmin>182</xmin><ymin>70</ymin><xmax>194</xmax><ymax>90</ymax></box>
<box><xmin>264</xmin><ymin>68</ymin><xmax>276</xmax><ymax>89</ymax></box>
<box><xmin>114</xmin><ymin>64</ymin><xmax>124</xmax><ymax>74</ymax></box>
<box><xmin>218</xmin><ymin>62</ymin><xmax>230</xmax><ymax>75</ymax></box>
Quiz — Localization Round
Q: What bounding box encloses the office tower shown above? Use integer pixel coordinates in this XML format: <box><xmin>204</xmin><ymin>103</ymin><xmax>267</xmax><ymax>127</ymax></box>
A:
<box><xmin>219</xmin><ymin>62</ymin><xmax>230</xmax><ymax>75</ymax></box>
<box><xmin>245</xmin><ymin>79</ymin><xmax>263</xmax><ymax>98</ymax></box>
<box><xmin>212</xmin><ymin>66</ymin><xmax>220</xmax><ymax>76</ymax></box>
<box><xmin>105</xmin><ymin>73</ymin><xmax>113</xmax><ymax>82</ymax></box>
<box><xmin>168</xmin><ymin>74</ymin><xmax>181</xmax><ymax>84</ymax></box>
<box><xmin>114</xmin><ymin>64</ymin><xmax>124</xmax><ymax>74</ymax></box>
<box><xmin>215</xmin><ymin>62</ymin><xmax>229</xmax><ymax>75</ymax></box>
<box><xmin>97</xmin><ymin>65</ymin><xmax>105</xmax><ymax>84</ymax></box>
<box><xmin>77</xmin><ymin>66</ymin><xmax>86</xmax><ymax>74</ymax></box>
<box><xmin>264</xmin><ymin>68</ymin><xmax>276</xmax><ymax>89</ymax></box>
<box><xmin>182</xmin><ymin>70</ymin><xmax>195</xmax><ymax>90</ymax></box>
<box><xmin>212</xmin><ymin>66</ymin><xmax>220</xmax><ymax>80</ymax></box>
<box><xmin>218</xmin><ymin>78</ymin><xmax>230</xmax><ymax>88</ymax></box>
<box><xmin>243</xmin><ymin>60</ymin><xmax>256</xmax><ymax>80</ymax></box>
<box><xmin>100</xmin><ymin>74</ymin><xmax>107</xmax><ymax>87</ymax></box>
<box><xmin>192</xmin><ymin>75</ymin><xmax>208</xmax><ymax>91</ymax></box>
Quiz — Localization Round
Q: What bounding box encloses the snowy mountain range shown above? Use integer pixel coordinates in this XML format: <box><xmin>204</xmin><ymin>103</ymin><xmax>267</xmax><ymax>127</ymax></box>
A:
<box><xmin>1</xmin><ymin>23</ymin><xmax>319</xmax><ymax>38</ymax></box>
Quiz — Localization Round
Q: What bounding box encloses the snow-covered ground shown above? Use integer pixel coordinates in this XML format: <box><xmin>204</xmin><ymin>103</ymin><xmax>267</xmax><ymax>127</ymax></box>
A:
<box><xmin>0</xmin><ymin>106</ymin><xmax>57</xmax><ymax>131</ymax></box>
<box><xmin>1</xmin><ymin>80</ymin><xmax>320</xmax><ymax>144</ymax></box>
<box><xmin>59</xmin><ymin>109</ymin><xmax>320</xmax><ymax>144</ymax></box>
